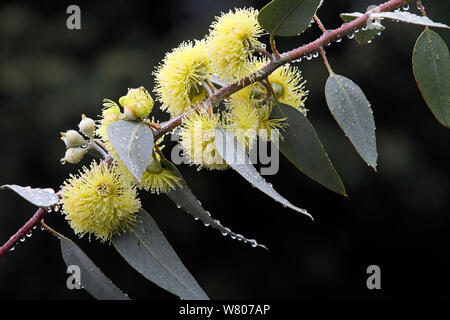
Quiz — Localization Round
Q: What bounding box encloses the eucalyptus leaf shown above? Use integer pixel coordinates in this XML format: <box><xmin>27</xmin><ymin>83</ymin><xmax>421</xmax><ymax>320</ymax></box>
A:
<box><xmin>1</xmin><ymin>184</ymin><xmax>59</xmax><ymax>207</ymax></box>
<box><xmin>258</xmin><ymin>0</ymin><xmax>321</xmax><ymax>37</ymax></box>
<box><xmin>325</xmin><ymin>74</ymin><xmax>377</xmax><ymax>169</ymax></box>
<box><xmin>371</xmin><ymin>11</ymin><xmax>450</xmax><ymax>29</ymax></box>
<box><xmin>112</xmin><ymin>208</ymin><xmax>209</xmax><ymax>300</ymax></box>
<box><xmin>413</xmin><ymin>28</ymin><xmax>450</xmax><ymax>128</ymax></box>
<box><xmin>161</xmin><ymin>157</ymin><xmax>268</xmax><ymax>249</ymax></box>
<box><xmin>214</xmin><ymin>126</ymin><xmax>312</xmax><ymax>219</ymax></box>
<box><xmin>271</xmin><ymin>103</ymin><xmax>346</xmax><ymax>196</ymax></box>
<box><xmin>340</xmin><ymin>13</ymin><xmax>385</xmax><ymax>45</ymax></box>
<box><xmin>106</xmin><ymin>120</ymin><xmax>154</xmax><ymax>182</ymax></box>
<box><xmin>60</xmin><ymin>235</ymin><xmax>129</xmax><ymax>300</ymax></box>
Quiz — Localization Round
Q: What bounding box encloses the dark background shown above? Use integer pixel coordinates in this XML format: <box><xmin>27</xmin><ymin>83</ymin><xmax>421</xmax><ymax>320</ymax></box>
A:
<box><xmin>0</xmin><ymin>0</ymin><xmax>449</xmax><ymax>300</ymax></box>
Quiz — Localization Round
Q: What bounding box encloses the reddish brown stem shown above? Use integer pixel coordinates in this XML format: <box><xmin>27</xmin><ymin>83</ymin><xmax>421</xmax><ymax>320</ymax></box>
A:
<box><xmin>0</xmin><ymin>207</ymin><xmax>47</xmax><ymax>258</ymax></box>
<box><xmin>416</xmin><ymin>1</ymin><xmax>427</xmax><ymax>17</ymax></box>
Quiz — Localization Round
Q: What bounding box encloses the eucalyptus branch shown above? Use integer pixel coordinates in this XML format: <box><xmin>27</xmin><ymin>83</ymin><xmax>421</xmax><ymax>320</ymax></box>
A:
<box><xmin>154</xmin><ymin>0</ymin><xmax>413</xmax><ymax>141</ymax></box>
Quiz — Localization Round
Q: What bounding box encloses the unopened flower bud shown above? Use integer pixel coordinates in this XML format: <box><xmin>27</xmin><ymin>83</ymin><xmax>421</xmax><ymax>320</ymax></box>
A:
<box><xmin>270</xmin><ymin>82</ymin><xmax>284</xmax><ymax>99</ymax></box>
<box><xmin>78</xmin><ymin>114</ymin><xmax>96</xmax><ymax>138</ymax></box>
<box><xmin>146</xmin><ymin>157</ymin><xmax>163</xmax><ymax>174</ymax></box>
<box><xmin>119</xmin><ymin>87</ymin><xmax>154</xmax><ymax>120</ymax></box>
<box><xmin>61</xmin><ymin>147</ymin><xmax>87</xmax><ymax>164</ymax></box>
<box><xmin>60</xmin><ymin>130</ymin><xmax>87</xmax><ymax>148</ymax></box>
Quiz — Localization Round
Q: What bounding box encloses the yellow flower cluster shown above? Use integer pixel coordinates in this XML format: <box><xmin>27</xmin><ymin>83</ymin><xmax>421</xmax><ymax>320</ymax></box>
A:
<box><xmin>59</xmin><ymin>6</ymin><xmax>311</xmax><ymax>241</ymax></box>
<box><xmin>207</xmin><ymin>8</ymin><xmax>264</xmax><ymax>83</ymax></box>
<box><xmin>60</xmin><ymin>161</ymin><xmax>141</xmax><ymax>242</ymax></box>
<box><xmin>154</xmin><ymin>41</ymin><xmax>211</xmax><ymax>117</ymax></box>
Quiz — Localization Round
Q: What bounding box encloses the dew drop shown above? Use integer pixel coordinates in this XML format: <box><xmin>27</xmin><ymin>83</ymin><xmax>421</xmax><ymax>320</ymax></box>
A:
<box><xmin>403</xmin><ymin>4</ymin><xmax>409</xmax><ymax>10</ymax></box>
<box><xmin>9</xmin><ymin>246</ymin><xmax>15</xmax><ymax>252</ymax></box>
<box><xmin>336</xmin><ymin>38</ymin><xmax>342</xmax><ymax>43</ymax></box>
<box><xmin>347</xmin><ymin>33</ymin><xmax>355</xmax><ymax>39</ymax></box>
<box><xmin>26</xmin><ymin>231</ymin><xmax>32</xmax><ymax>238</ymax></box>
<box><xmin>362</xmin><ymin>26</ymin><xmax>368</xmax><ymax>31</ymax></box>
<box><xmin>312</xmin><ymin>52</ymin><xmax>319</xmax><ymax>58</ymax></box>
<box><xmin>20</xmin><ymin>237</ymin><xmax>26</xmax><ymax>242</ymax></box>
<box><xmin>367</xmin><ymin>40</ymin><xmax>372</xmax><ymax>44</ymax></box>
<box><xmin>194</xmin><ymin>217</ymin><xmax>199</xmax><ymax>221</ymax></box>
<box><xmin>204</xmin><ymin>223</ymin><xmax>210</xmax><ymax>227</ymax></box>
<box><xmin>306</xmin><ymin>54</ymin><xmax>312</xmax><ymax>60</ymax></box>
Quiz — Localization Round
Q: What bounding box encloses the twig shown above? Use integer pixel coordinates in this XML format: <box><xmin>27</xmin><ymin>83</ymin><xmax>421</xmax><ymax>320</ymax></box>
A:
<box><xmin>416</xmin><ymin>0</ymin><xmax>427</xmax><ymax>17</ymax></box>
<box><xmin>0</xmin><ymin>207</ymin><xmax>47</xmax><ymax>258</ymax></box>
<box><xmin>154</xmin><ymin>0</ymin><xmax>413</xmax><ymax>141</ymax></box>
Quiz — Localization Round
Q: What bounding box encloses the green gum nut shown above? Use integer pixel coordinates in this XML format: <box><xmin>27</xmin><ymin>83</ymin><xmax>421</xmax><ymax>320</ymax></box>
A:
<box><xmin>146</xmin><ymin>157</ymin><xmax>163</xmax><ymax>174</ymax></box>
<box><xmin>270</xmin><ymin>82</ymin><xmax>284</xmax><ymax>99</ymax></box>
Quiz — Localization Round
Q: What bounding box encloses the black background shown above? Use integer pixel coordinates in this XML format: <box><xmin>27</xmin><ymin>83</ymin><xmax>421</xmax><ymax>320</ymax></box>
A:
<box><xmin>0</xmin><ymin>0</ymin><xmax>449</xmax><ymax>300</ymax></box>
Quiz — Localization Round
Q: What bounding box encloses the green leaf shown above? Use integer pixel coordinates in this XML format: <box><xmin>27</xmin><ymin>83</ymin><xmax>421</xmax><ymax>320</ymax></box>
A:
<box><xmin>340</xmin><ymin>13</ymin><xmax>385</xmax><ymax>46</ymax></box>
<box><xmin>214</xmin><ymin>125</ymin><xmax>312</xmax><ymax>220</ymax></box>
<box><xmin>371</xmin><ymin>11</ymin><xmax>450</xmax><ymax>29</ymax></box>
<box><xmin>106</xmin><ymin>120</ymin><xmax>154</xmax><ymax>182</ymax></box>
<box><xmin>1</xmin><ymin>184</ymin><xmax>59</xmax><ymax>207</ymax></box>
<box><xmin>161</xmin><ymin>156</ymin><xmax>267</xmax><ymax>250</ymax></box>
<box><xmin>59</xmin><ymin>235</ymin><xmax>129</xmax><ymax>300</ymax></box>
<box><xmin>258</xmin><ymin>0</ymin><xmax>321</xmax><ymax>37</ymax></box>
<box><xmin>325</xmin><ymin>74</ymin><xmax>378</xmax><ymax>169</ymax></box>
<box><xmin>270</xmin><ymin>103</ymin><xmax>347</xmax><ymax>196</ymax></box>
<box><xmin>112</xmin><ymin>208</ymin><xmax>209</xmax><ymax>300</ymax></box>
<box><xmin>413</xmin><ymin>28</ymin><xmax>450</xmax><ymax>128</ymax></box>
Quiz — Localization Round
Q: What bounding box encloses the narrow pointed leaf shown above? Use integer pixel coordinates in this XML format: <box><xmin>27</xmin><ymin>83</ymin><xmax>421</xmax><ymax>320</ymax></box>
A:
<box><xmin>112</xmin><ymin>208</ymin><xmax>209</xmax><ymax>300</ymax></box>
<box><xmin>106</xmin><ymin>120</ymin><xmax>154</xmax><ymax>182</ymax></box>
<box><xmin>258</xmin><ymin>0</ymin><xmax>321</xmax><ymax>37</ymax></box>
<box><xmin>271</xmin><ymin>103</ymin><xmax>346</xmax><ymax>196</ymax></box>
<box><xmin>340</xmin><ymin>13</ymin><xmax>385</xmax><ymax>45</ymax></box>
<box><xmin>371</xmin><ymin>11</ymin><xmax>450</xmax><ymax>29</ymax></box>
<box><xmin>413</xmin><ymin>28</ymin><xmax>450</xmax><ymax>128</ymax></box>
<box><xmin>59</xmin><ymin>235</ymin><xmax>129</xmax><ymax>300</ymax></box>
<box><xmin>160</xmin><ymin>157</ymin><xmax>267</xmax><ymax>250</ymax></box>
<box><xmin>214</xmin><ymin>126</ymin><xmax>312</xmax><ymax>219</ymax></box>
<box><xmin>1</xmin><ymin>184</ymin><xmax>58</xmax><ymax>207</ymax></box>
<box><xmin>325</xmin><ymin>74</ymin><xmax>378</xmax><ymax>169</ymax></box>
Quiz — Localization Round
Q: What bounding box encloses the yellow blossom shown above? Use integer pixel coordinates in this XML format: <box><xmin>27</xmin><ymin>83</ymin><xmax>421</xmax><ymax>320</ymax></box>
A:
<box><xmin>140</xmin><ymin>156</ymin><xmax>182</xmax><ymax>194</ymax></box>
<box><xmin>225</xmin><ymin>95</ymin><xmax>259</xmax><ymax>150</ymax></box>
<box><xmin>154</xmin><ymin>40</ymin><xmax>211</xmax><ymax>116</ymax></box>
<box><xmin>207</xmin><ymin>8</ymin><xmax>264</xmax><ymax>83</ymax></box>
<box><xmin>60</xmin><ymin>161</ymin><xmax>141</xmax><ymax>242</ymax></box>
<box><xmin>251</xmin><ymin>58</ymin><xmax>308</xmax><ymax>114</ymax></box>
<box><xmin>119</xmin><ymin>86</ymin><xmax>154</xmax><ymax>120</ymax></box>
<box><xmin>96</xmin><ymin>99</ymin><xmax>122</xmax><ymax>144</ymax></box>
<box><xmin>179</xmin><ymin>111</ymin><xmax>227</xmax><ymax>170</ymax></box>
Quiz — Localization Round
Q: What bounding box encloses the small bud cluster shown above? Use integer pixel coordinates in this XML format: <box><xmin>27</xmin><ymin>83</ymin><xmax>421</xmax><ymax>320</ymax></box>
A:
<box><xmin>60</xmin><ymin>114</ymin><xmax>95</xmax><ymax>164</ymax></box>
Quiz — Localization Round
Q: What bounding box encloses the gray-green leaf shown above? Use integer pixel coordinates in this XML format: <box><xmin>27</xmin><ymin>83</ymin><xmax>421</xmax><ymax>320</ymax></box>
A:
<box><xmin>106</xmin><ymin>120</ymin><xmax>154</xmax><ymax>182</ymax></box>
<box><xmin>60</xmin><ymin>235</ymin><xmax>129</xmax><ymax>300</ymax></box>
<box><xmin>161</xmin><ymin>157</ymin><xmax>267</xmax><ymax>249</ymax></box>
<box><xmin>258</xmin><ymin>0</ymin><xmax>321</xmax><ymax>37</ymax></box>
<box><xmin>1</xmin><ymin>184</ymin><xmax>59</xmax><ymax>207</ymax></box>
<box><xmin>325</xmin><ymin>74</ymin><xmax>377</xmax><ymax>169</ymax></box>
<box><xmin>371</xmin><ymin>11</ymin><xmax>450</xmax><ymax>29</ymax></box>
<box><xmin>271</xmin><ymin>103</ymin><xmax>346</xmax><ymax>196</ymax></box>
<box><xmin>413</xmin><ymin>28</ymin><xmax>450</xmax><ymax>128</ymax></box>
<box><xmin>214</xmin><ymin>125</ymin><xmax>312</xmax><ymax>220</ymax></box>
<box><xmin>112</xmin><ymin>208</ymin><xmax>209</xmax><ymax>300</ymax></box>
